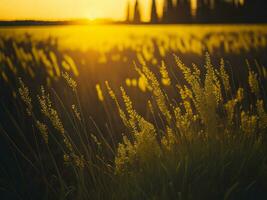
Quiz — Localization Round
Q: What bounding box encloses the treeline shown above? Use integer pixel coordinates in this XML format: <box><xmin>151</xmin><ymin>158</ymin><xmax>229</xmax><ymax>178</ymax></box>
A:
<box><xmin>127</xmin><ymin>0</ymin><xmax>267</xmax><ymax>24</ymax></box>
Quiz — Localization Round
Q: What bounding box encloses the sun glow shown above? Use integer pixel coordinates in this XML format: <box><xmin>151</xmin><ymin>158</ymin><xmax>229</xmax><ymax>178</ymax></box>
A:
<box><xmin>85</xmin><ymin>11</ymin><xmax>102</xmax><ymax>21</ymax></box>
<box><xmin>0</xmin><ymin>0</ymin><xmax>165</xmax><ymax>22</ymax></box>
<box><xmin>0</xmin><ymin>0</ymin><xmax>128</xmax><ymax>21</ymax></box>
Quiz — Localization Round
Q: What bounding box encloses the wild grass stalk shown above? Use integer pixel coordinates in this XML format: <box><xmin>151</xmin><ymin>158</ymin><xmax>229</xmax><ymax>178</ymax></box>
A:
<box><xmin>1</xmin><ymin>53</ymin><xmax>267</xmax><ymax>199</ymax></box>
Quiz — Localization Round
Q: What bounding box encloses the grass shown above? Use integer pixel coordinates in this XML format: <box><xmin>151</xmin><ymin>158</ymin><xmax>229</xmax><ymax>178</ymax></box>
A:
<box><xmin>0</xmin><ymin>50</ymin><xmax>266</xmax><ymax>199</ymax></box>
<box><xmin>0</xmin><ymin>24</ymin><xmax>267</xmax><ymax>200</ymax></box>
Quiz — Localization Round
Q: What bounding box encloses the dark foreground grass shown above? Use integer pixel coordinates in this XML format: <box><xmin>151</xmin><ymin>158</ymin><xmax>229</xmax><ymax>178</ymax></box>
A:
<box><xmin>1</xmin><ymin>53</ymin><xmax>267</xmax><ymax>200</ymax></box>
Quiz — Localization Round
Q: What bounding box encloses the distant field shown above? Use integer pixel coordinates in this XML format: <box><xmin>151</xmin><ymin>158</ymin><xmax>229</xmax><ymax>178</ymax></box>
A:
<box><xmin>0</xmin><ymin>25</ymin><xmax>267</xmax><ymax>89</ymax></box>
<box><xmin>1</xmin><ymin>25</ymin><xmax>267</xmax><ymax>54</ymax></box>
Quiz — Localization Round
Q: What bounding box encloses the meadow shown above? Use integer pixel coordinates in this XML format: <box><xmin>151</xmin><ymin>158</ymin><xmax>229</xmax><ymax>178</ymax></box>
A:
<box><xmin>0</xmin><ymin>25</ymin><xmax>267</xmax><ymax>200</ymax></box>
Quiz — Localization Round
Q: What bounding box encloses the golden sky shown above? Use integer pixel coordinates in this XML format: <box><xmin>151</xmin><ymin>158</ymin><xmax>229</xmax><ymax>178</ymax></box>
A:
<box><xmin>0</xmin><ymin>0</ymin><xmax>165</xmax><ymax>21</ymax></box>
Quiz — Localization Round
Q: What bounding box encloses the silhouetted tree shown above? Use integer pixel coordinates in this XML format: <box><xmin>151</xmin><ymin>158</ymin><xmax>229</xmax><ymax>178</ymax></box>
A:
<box><xmin>162</xmin><ymin>3</ymin><xmax>167</xmax><ymax>22</ymax></box>
<box><xmin>196</xmin><ymin>0</ymin><xmax>210</xmax><ymax>23</ymax></box>
<box><xmin>127</xmin><ymin>0</ymin><xmax>267</xmax><ymax>24</ymax></box>
<box><xmin>126</xmin><ymin>1</ymin><xmax>131</xmax><ymax>22</ymax></box>
<box><xmin>162</xmin><ymin>0</ymin><xmax>175</xmax><ymax>23</ymax></box>
<box><xmin>133</xmin><ymin>0</ymin><xmax>141</xmax><ymax>23</ymax></box>
<box><xmin>175</xmin><ymin>0</ymin><xmax>191</xmax><ymax>23</ymax></box>
<box><xmin>206</xmin><ymin>0</ymin><xmax>217</xmax><ymax>23</ymax></box>
<box><xmin>166</xmin><ymin>0</ymin><xmax>174</xmax><ymax>12</ymax></box>
<box><xmin>244</xmin><ymin>0</ymin><xmax>267</xmax><ymax>23</ymax></box>
<box><xmin>214</xmin><ymin>0</ymin><xmax>234</xmax><ymax>23</ymax></box>
<box><xmin>150</xmin><ymin>0</ymin><xmax>158</xmax><ymax>23</ymax></box>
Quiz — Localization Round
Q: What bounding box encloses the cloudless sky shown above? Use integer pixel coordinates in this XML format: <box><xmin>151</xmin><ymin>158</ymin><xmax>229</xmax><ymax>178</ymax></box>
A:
<box><xmin>0</xmin><ymin>0</ymin><xmax>165</xmax><ymax>21</ymax></box>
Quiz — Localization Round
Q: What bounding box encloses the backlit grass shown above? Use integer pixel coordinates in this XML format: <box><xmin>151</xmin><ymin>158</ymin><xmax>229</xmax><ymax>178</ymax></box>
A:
<box><xmin>5</xmin><ymin>53</ymin><xmax>265</xmax><ymax>200</ymax></box>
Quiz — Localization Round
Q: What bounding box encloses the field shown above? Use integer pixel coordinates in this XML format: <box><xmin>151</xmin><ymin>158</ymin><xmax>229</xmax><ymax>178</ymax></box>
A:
<box><xmin>0</xmin><ymin>25</ymin><xmax>267</xmax><ymax>200</ymax></box>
